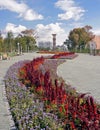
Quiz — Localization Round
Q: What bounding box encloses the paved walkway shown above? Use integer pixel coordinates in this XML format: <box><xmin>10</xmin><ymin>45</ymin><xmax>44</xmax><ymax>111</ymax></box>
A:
<box><xmin>0</xmin><ymin>52</ymin><xmax>49</xmax><ymax>130</ymax></box>
<box><xmin>57</xmin><ymin>53</ymin><xmax>100</xmax><ymax>104</ymax></box>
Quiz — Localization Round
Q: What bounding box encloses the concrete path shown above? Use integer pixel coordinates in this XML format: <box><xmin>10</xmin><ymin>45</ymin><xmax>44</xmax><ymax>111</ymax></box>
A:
<box><xmin>0</xmin><ymin>52</ymin><xmax>49</xmax><ymax>130</ymax></box>
<box><xmin>57</xmin><ymin>53</ymin><xmax>100</xmax><ymax>104</ymax></box>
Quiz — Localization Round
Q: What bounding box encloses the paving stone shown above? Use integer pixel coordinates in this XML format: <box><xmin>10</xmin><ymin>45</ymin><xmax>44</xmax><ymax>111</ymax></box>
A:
<box><xmin>57</xmin><ymin>53</ymin><xmax>100</xmax><ymax>104</ymax></box>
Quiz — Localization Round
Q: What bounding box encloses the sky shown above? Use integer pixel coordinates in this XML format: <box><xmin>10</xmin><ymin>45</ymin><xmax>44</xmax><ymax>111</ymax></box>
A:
<box><xmin>0</xmin><ymin>0</ymin><xmax>100</xmax><ymax>45</ymax></box>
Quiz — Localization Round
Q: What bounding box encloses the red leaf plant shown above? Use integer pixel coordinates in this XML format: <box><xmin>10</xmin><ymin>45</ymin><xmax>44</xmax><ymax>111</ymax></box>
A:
<box><xmin>19</xmin><ymin>56</ymin><xmax>100</xmax><ymax>129</ymax></box>
<box><xmin>51</xmin><ymin>52</ymin><xmax>76</xmax><ymax>59</ymax></box>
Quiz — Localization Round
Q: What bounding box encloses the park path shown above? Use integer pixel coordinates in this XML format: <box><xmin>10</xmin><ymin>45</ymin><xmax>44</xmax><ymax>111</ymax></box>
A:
<box><xmin>57</xmin><ymin>53</ymin><xmax>100</xmax><ymax>104</ymax></box>
<box><xmin>0</xmin><ymin>52</ymin><xmax>48</xmax><ymax>130</ymax></box>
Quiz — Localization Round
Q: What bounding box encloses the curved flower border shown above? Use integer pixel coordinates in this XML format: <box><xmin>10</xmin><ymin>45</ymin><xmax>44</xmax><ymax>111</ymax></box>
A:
<box><xmin>4</xmin><ymin>54</ymin><xmax>100</xmax><ymax>129</ymax></box>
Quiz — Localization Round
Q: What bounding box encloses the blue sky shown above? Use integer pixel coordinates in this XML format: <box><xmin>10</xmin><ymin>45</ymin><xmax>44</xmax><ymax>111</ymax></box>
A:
<box><xmin>0</xmin><ymin>0</ymin><xmax>100</xmax><ymax>45</ymax></box>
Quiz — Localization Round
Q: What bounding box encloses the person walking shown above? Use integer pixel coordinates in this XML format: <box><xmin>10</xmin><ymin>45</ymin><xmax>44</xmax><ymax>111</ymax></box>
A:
<box><xmin>89</xmin><ymin>40</ymin><xmax>97</xmax><ymax>55</ymax></box>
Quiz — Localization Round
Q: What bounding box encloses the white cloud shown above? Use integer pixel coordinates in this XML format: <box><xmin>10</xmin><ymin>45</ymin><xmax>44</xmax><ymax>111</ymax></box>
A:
<box><xmin>0</xmin><ymin>0</ymin><xmax>43</xmax><ymax>21</ymax></box>
<box><xmin>5</xmin><ymin>23</ymin><xmax>27</xmax><ymax>34</ymax></box>
<box><xmin>92</xmin><ymin>29</ymin><xmax>100</xmax><ymax>35</ymax></box>
<box><xmin>35</xmin><ymin>23</ymin><xmax>68</xmax><ymax>45</ymax></box>
<box><xmin>20</xmin><ymin>9</ymin><xmax>43</xmax><ymax>21</ymax></box>
<box><xmin>55</xmin><ymin>0</ymin><xmax>85</xmax><ymax>21</ymax></box>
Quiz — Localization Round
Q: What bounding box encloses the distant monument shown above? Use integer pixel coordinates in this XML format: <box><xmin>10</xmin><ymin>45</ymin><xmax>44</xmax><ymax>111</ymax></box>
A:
<box><xmin>52</xmin><ymin>34</ymin><xmax>56</xmax><ymax>50</ymax></box>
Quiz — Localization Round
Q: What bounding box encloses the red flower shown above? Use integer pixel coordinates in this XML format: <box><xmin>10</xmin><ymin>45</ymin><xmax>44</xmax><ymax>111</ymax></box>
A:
<box><xmin>59</xmin><ymin>106</ymin><xmax>63</xmax><ymax>113</ymax></box>
<box><xmin>36</xmin><ymin>86</ymin><xmax>44</xmax><ymax>95</ymax></box>
<box><xmin>70</xmin><ymin>121</ymin><xmax>75</xmax><ymax>129</ymax></box>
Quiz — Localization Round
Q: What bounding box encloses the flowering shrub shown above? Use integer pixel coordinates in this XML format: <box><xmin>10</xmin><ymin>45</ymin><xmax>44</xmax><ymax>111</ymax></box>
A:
<box><xmin>5</xmin><ymin>54</ymin><xmax>100</xmax><ymax>129</ymax></box>
<box><xmin>38</xmin><ymin>51</ymin><xmax>78</xmax><ymax>59</ymax></box>
<box><xmin>37</xmin><ymin>51</ymin><xmax>67</xmax><ymax>54</ymax></box>
<box><xmin>4</xmin><ymin>60</ymin><xmax>63</xmax><ymax>130</ymax></box>
<box><xmin>18</xmin><ymin>56</ymin><xmax>100</xmax><ymax>129</ymax></box>
<box><xmin>51</xmin><ymin>52</ymin><xmax>77</xmax><ymax>59</ymax></box>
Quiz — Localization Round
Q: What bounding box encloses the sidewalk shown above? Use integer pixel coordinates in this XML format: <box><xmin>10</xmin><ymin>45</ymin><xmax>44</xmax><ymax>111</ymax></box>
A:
<box><xmin>57</xmin><ymin>53</ymin><xmax>100</xmax><ymax>104</ymax></box>
<box><xmin>0</xmin><ymin>59</ymin><xmax>16</xmax><ymax>130</ymax></box>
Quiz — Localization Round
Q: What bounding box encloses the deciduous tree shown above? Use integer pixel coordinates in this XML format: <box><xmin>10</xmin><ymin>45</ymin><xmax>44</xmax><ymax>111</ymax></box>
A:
<box><xmin>68</xmin><ymin>25</ymin><xmax>94</xmax><ymax>49</ymax></box>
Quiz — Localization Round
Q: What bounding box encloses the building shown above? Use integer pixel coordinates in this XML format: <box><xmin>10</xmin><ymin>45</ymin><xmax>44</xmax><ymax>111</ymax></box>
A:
<box><xmin>38</xmin><ymin>41</ymin><xmax>52</xmax><ymax>49</ymax></box>
<box><xmin>93</xmin><ymin>35</ymin><xmax>100</xmax><ymax>50</ymax></box>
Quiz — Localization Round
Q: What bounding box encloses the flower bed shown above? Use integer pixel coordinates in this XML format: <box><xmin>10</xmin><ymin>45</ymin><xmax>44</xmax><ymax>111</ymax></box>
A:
<box><xmin>44</xmin><ymin>52</ymin><xmax>78</xmax><ymax>59</ymax></box>
<box><xmin>5</xmin><ymin>60</ymin><xmax>63</xmax><ymax>130</ymax></box>
<box><xmin>37</xmin><ymin>51</ymin><xmax>62</xmax><ymax>54</ymax></box>
<box><xmin>51</xmin><ymin>52</ymin><xmax>78</xmax><ymax>59</ymax></box>
<box><xmin>5</xmin><ymin>54</ymin><xmax>100</xmax><ymax>130</ymax></box>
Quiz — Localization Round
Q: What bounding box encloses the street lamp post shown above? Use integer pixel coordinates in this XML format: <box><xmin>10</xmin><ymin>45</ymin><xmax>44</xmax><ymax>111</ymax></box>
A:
<box><xmin>20</xmin><ymin>46</ymin><xmax>22</xmax><ymax>55</ymax></box>
<box><xmin>17</xmin><ymin>42</ymin><xmax>20</xmax><ymax>55</ymax></box>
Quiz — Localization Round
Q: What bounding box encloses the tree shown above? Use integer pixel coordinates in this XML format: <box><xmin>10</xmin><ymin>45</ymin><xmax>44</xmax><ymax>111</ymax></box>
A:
<box><xmin>0</xmin><ymin>31</ymin><xmax>4</xmax><ymax>52</ymax></box>
<box><xmin>21</xmin><ymin>29</ymin><xmax>36</xmax><ymax>52</ymax></box>
<box><xmin>0</xmin><ymin>29</ymin><xmax>37</xmax><ymax>53</ymax></box>
<box><xmin>15</xmin><ymin>31</ymin><xmax>36</xmax><ymax>52</ymax></box>
<box><xmin>68</xmin><ymin>25</ymin><xmax>94</xmax><ymax>49</ymax></box>
<box><xmin>5</xmin><ymin>31</ymin><xmax>14</xmax><ymax>52</ymax></box>
<box><xmin>21</xmin><ymin>29</ymin><xmax>37</xmax><ymax>37</ymax></box>
<box><xmin>64</xmin><ymin>39</ymin><xmax>73</xmax><ymax>50</ymax></box>
<box><xmin>24</xmin><ymin>36</ymin><xmax>36</xmax><ymax>52</ymax></box>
